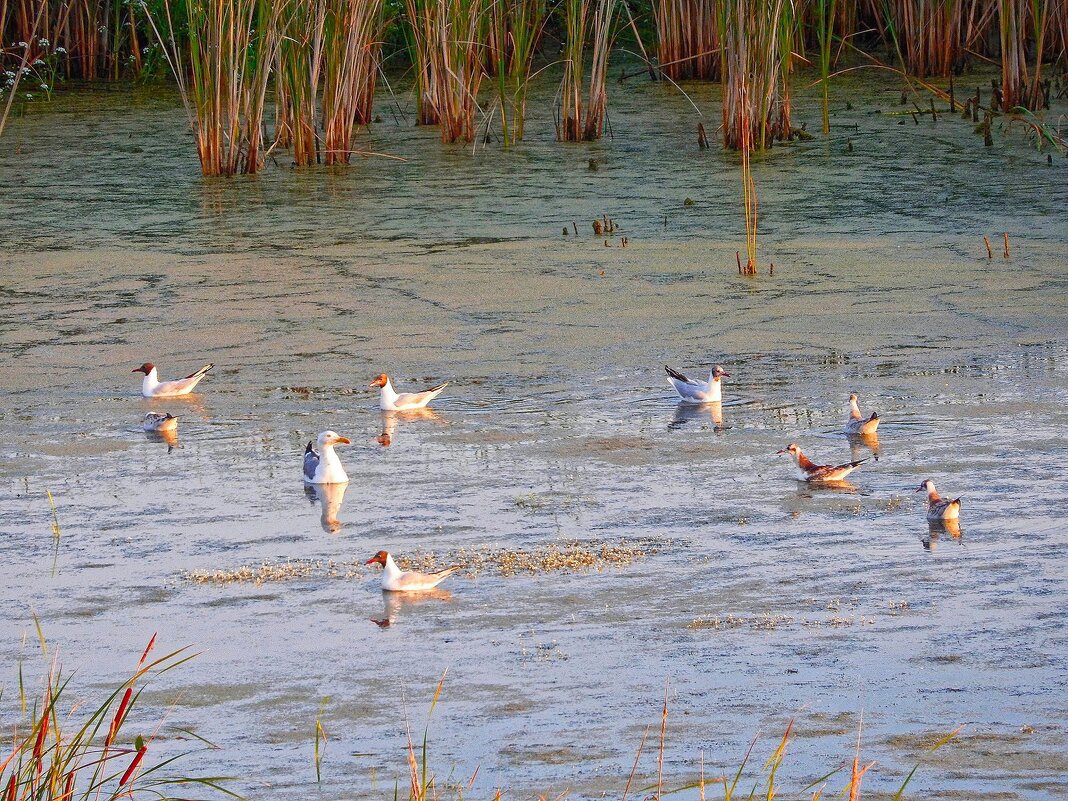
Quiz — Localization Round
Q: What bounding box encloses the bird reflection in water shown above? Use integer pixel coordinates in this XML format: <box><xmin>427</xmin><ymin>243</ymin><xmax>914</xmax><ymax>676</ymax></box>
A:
<box><xmin>371</xmin><ymin>588</ymin><xmax>452</xmax><ymax>628</ymax></box>
<box><xmin>668</xmin><ymin>401</ymin><xmax>724</xmax><ymax>432</ymax></box>
<box><xmin>143</xmin><ymin>413</ymin><xmax>180</xmax><ymax>453</ymax></box>
<box><xmin>921</xmin><ymin>519</ymin><xmax>962</xmax><ymax>551</ymax></box>
<box><xmin>847</xmin><ymin>432</ymin><xmax>881</xmax><ymax>462</ymax></box>
<box><xmin>304</xmin><ymin>482</ymin><xmax>349</xmax><ymax>533</ymax></box>
<box><xmin>377</xmin><ymin>408</ymin><xmax>446</xmax><ymax>448</ymax></box>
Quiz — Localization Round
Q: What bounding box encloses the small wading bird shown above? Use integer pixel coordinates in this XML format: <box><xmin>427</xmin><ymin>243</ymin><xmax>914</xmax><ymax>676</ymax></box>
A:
<box><xmin>844</xmin><ymin>393</ymin><xmax>880</xmax><ymax>435</ymax></box>
<box><xmin>303</xmin><ymin>431</ymin><xmax>351</xmax><ymax>485</ymax></box>
<box><xmin>917</xmin><ymin>479</ymin><xmax>961</xmax><ymax>521</ymax></box>
<box><xmin>365</xmin><ymin>550</ymin><xmax>461</xmax><ymax>592</ymax></box>
<box><xmin>133</xmin><ymin>362</ymin><xmax>214</xmax><ymax>398</ymax></box>
<box><xmin>370</xmin><ymin>373</ymin><xmax>448</xmax><ymax>411</ymax></box>
<box><xmin>778</xmin><ymin>443</ymin><xmax>867</xmax><ymax>482</ymax></box>
<box><xmin>665</xmin><ymin>364</ymin><xmax>730</xmax><ymax>404</ymax></box>
<box><xmin>142</xmin><ymin>412</ymin><xmax>178</xmax><ymax>433</ymax></box>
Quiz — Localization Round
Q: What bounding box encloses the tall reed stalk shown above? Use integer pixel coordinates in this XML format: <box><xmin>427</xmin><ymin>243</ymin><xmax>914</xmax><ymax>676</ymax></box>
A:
<box><xmin>557</xmin><ymin>0</ymin><xmax>617</xmax><ymax>141</ymax></box>
<box><xmin>815</xmin><ymin>0</ymin><xmax>837</xmax><ymax>134</ymax></box>
<box><xmin>321</xmin><ymin>0</ymin><xmax>384</xmax><ymax>163</ymax></box>
<box><xmin>147</xmin><ymin>0</ymin><xmax>284</xmax><ymax>176</ymax></box>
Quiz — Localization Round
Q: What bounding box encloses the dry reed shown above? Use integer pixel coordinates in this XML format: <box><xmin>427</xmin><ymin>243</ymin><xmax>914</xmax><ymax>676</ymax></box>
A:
<box><xmin>321</xmin><ymin>0</ymin><xmax>384</xmax><ymax>163</ymax></box>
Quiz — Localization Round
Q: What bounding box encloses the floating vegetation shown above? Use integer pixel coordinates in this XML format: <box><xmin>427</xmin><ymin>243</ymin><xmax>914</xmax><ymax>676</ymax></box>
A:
<box><xmin>186</xmin><ymin>539</ymin><xmax>656</xmax><ymax>585</ymax></box>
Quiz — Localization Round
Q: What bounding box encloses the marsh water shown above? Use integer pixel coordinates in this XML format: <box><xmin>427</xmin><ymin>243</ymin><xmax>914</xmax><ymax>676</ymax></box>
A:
<box><xmin>1</xmin><ymin>69</ymin><xmax>1067</xmax><ymax>800</ymax></box>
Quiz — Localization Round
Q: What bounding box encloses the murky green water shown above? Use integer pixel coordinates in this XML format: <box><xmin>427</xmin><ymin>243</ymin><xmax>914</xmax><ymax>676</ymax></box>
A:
<box><xmin>1</xmin><ymin>66</ymin><xmax>1066</xmax><ymax>799</ymax></box>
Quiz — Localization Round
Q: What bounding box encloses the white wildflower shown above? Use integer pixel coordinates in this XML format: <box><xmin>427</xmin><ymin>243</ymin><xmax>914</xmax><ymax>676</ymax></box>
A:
<box><xmin>39</xmin><ymin>83</ymin><xmax>48</xmax><ymax>90</ymax></box>
<box><xmin>18</xmin><ymin>41</ymin><xmax>28</xmax><ymax>48</ymax></box>
<box><xmin>39</xmin><ymin>38</ymin><xmax>50</xmax><ymax>47</ymax></box>
<box><xmin>55</xmin><ymin>46</ymin><xmax>66</xmax><ymax>54</ymax></box>
<box><xmin>33</xmin><ymin>58</ymin><xmax>45</xmax><ymax>66</ymax></box>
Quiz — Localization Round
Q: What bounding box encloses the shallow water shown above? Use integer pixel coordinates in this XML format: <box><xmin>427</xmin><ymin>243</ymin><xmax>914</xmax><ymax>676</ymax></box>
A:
<box><xmin>1</xmin><ymin>67</ymin><xmax>1067</xmax><ymax>800</ymax></box>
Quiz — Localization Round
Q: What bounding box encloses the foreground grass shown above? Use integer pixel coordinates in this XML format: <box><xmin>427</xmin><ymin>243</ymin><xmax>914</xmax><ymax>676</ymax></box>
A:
<box><xmin>0</xmin><ymin>631</ymin><xmax>238</xmax><ymax>801</ymax></box>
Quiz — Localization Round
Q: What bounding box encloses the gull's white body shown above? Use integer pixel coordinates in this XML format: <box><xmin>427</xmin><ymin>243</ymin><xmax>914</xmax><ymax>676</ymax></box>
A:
<box><xmin>844</xmin><ymin>394</ymin><xmax>880</xmax><ymax>435</ymax></box>
<box><xmin>143</xmin><ymin>412</ymin><xmax>178</xmax><ymax>432</ymax></box>
<box><xmin>665</xmin><ymin>365</ymin><xmax>728</xmax><ymax>404</ymax></box>
<box><xmin>375</xmin><ymin>376</ymin><xmax>448</xmax><ymax>411</ymax></box>
<box><xmin>372</xmin><ymin>552</ymin><xmax>460</xmax><ymax>593</ymax></box>
<box><xmin>139</xmin><ymin>364</ymin><xmax>214</xmax><ymax>398</ymax></box>
<box><xmin>920</xmin><ymin>480</ymin><xmax>961</xmax><ymax>521</ymax></box>
<box><xmin>303</xmin><ymin>431</ymin><xmax>351</xmax><ymax>484</ymax></box>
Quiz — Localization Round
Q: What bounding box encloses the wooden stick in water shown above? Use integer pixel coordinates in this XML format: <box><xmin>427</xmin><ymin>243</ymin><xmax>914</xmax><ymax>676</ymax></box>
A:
<box><xmin>1003</xmin><ymin>233</ymin><xmax>1010</xmax><ymax>258</ymax></box>
<box><xmin>983</xmin><ymin>236</ymin><xmax>993</xmax><ymax>259</ymax></box>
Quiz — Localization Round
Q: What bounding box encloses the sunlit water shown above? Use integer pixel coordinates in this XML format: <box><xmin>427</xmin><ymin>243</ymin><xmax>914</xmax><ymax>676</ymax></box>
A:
<box><xmin>1</xmin><ymin>66</ymin><xmax>1067</xmax><ymax>800</ymax></box>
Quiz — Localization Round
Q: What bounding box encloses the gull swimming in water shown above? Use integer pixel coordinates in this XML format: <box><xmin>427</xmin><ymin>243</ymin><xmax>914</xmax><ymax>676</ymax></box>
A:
<box><xmin>916</xmin><ymin>479</ymin><xmax>961</xmax><ymax>521</ymax></box>
<box><xmin>143</xmin><ymin>412</ymin><xmax>178</xmax><ymax>433</ymax></box>
<box><xmin>844</xmin><ymin>393</ymin><xmax>880</xmax><ymax>435</ymax></box>
<box><xmin>665</xmin><ymin>364</ymin><xmax>729</xmax><ymax>404</ymax></box>
<box><xmin>133</xmin><ymin>362</ymin><xmax>214</xmax><ymax>398</ymax></box>
<box><xmin>370</xmin><ymin>374</ymin><xmax>448</xmax><ymax>411</ymax></box>
<box><xmin>365</xmin><ymin>550</ymin><xmax>461</xmax><ymax>592</ymax></box>
<box><xmin>303</xmin><ymin>431</ymin><xmax>351</xmax><ymax>484</ymax></box>
<box><xmin>777</xmin><ymin>443</ymin><xmax>867</xmax><ymax>482</ymax></box>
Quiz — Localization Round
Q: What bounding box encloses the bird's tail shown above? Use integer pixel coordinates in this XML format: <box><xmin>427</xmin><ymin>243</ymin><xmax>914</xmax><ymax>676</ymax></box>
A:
<box><xmin>849</xmin><ymin>458</ymin><xmax>869</xmax><ymax>468</ymax></box>
<box><xmin>951</xmin><ymin>497</ymin><xmax>962</xmax><ymax>507</ymax></box>
<box><xmin>433</xmin><ymin>565</ymin><xmax>462</xmax><ymax>582</ymax></box>
<box><xmin>428</xmin><ymin>382</ymin><xmax>449</xmax><ymax>394</ymax></box>
<box><xmin>184</xmin><ymin>362</ymin><xmax>215</xmax><ymax>379</ymax></box>
<box><xmin>868</xmin><ymin>411</ymin><xmax>879</xmax><ymax>422</ymax></box>
<box><xmin>305</xmin><ymin>441</ymin><xmax>315</xmax><ymax>454</ymax></box>
<box><xmin>665</xmin><ymin>365</ymin><xmax>688</xmax><ymax>382</ymax></box>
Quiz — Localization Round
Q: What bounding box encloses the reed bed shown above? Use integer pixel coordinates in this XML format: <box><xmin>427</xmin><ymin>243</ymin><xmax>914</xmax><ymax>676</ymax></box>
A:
<box><xmin>321</xmin><ymin>0</ymin><xmax>384</xmax><ymax>162</ymax></box>
<box><xmin>275</xmin><ymin>0</ymin><xmax>325</xmax><ymax>164</ymax></box>
<box><xmin>489</xmin><ymin>0</ymin><xmax>546</xmax><ymax>143</ymax></box>
<box><xmin>557</xmin><ymin>0</ymin><xmax>617</xmax><ymax>141</ymax></box>
<box><xmin>0</xmin><ymin>633</ymin><xmax>235</xmax><ymax>801</ymax></box>
<box><xmin>432</xmin><ymin>0</ymin><xmax>489</xmax><ymax>143</ymax></box>
<box><xmin>147</xmin><ymin>0</ymin><xmax>284</xmax><ymax>176</ymax></box>
<box><xmin>655</xmin><ymin>0</ymin><xmax>720</xmax><ymax>80</ymax></box>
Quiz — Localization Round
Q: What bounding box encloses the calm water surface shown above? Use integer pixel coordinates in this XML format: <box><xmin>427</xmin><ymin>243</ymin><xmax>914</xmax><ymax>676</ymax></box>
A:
<box><xmin>1</xmin><ymin>69</ymin><xmax>1067</xmax><ymax>800</ymax></box>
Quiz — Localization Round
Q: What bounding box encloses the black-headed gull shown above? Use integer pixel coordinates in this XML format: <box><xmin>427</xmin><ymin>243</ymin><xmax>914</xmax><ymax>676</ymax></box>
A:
<box><xmin>844</xmin><ymin>393</ymin><xmax>880</xmax><ymax>435</ymax></box>
<box><xmin>916</xmin><ymin>479</ymin><xmax>961</xmax><ymax>521</ymax></box>
<box><xmin>777</xmin><ymin>443</ymin><xmax>867</xmax><ymax>482</ymax></box>
<box><xmin>665</xmin><ymin>364</ymin><xmax>729</xmax><ymax>404</ymax></box>
<box><xmin>365</xmin><ymin>550</ymin><xmax>460</xmax><ymax>592</ymax></box>
<box><xmin>142</xmin><ymin>412</ymin><xmax>178</xmax><ymax>432</ymax></box>
<box><xmin>303</xmin><ymin>431</ymin><xmax>351</xmax><ymax>484</ymax></box>
<box><xmin>370</xmin><ymin>373</ymin><xmax>448</xmax><ymax>411</ymax></box>
<box><xmin>133</xmin><ymin>362</ymin><xmax>214</xmax><ymax>397</ymax></box>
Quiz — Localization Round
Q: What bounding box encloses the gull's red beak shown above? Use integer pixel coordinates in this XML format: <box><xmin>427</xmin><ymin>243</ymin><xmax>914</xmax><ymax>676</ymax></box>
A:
<box><xmin>336</xmin><ymin>436</ymin><xmax>351</xmax><ymax>445</ymax></box>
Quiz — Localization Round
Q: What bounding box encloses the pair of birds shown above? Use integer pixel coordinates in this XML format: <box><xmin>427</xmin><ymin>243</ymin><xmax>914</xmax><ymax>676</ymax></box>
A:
<box><xmin>666</xmin><ymin>364</ymin><xmax>960</xmax><ymax>523</ymax></box>
<box><xmin>134</xmin><ymin>362</ymin><xmax>215</xmax><ymax>435</ymax></box>
<box><xmin>304</xmin><ymin>374</ymin><xmax>448</xmax><ymax>484</ymax></box>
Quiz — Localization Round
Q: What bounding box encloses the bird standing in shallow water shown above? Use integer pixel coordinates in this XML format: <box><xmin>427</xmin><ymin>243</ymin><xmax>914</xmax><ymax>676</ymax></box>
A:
<box><xmin>303</xmin><ymin>431</ymin><xmax>351</xmax><ymax>484</ymax></box>
<box><xmin>665</xmin><ymin>364</ymin><xmax>730</xmax><ymax>404</ymax></box>
<box><xmin>844</xmin><ymin>393</ymin><xmax>880</xmax><ymax>435</ymax></box>
<box><xmin>777</xmin><ymin>443</ymin><xmax>867</xmax><ymax>482</ymax></box>
<box><xmin>365</xmin><ymin>550</ymin><xmax>461</xmax><ymax>592</ymax></box>
<box><xmin>917</xmin><ymin>479</ymin><xmax>961</xmax><ymax>521</ymax></box>
<box><xmin>133</xmin><ymin>362</ymin><xmax>214</xmax><ymax>397</ymax></box>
